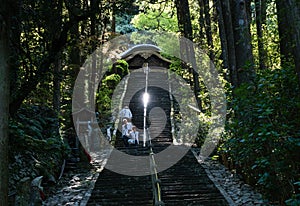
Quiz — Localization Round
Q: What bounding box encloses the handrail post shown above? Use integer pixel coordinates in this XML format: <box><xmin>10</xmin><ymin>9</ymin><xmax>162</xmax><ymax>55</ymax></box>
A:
<box><xmin>143</xmin><ymin>63</ymin><xmax>149</xmax><ymax>147</ymax></box>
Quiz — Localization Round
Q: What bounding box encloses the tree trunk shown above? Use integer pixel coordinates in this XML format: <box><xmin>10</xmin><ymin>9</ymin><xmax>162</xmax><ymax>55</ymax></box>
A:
<box><xmin>255</xmin><ymin>0</ymin><xmax>267</xmax><ymax>70</ymax></box>
<box><xmin>198</xmin><ymin>0</ymin><xmax>206</xmax><ymax>45</ymax></box>
<box><xmin>221</xmin><ymin>0</ymin><xmax>238</xmax><ymax>86</ymax></box>
<box><xmin>231</xmin><ymin>0</ymin><xmax>255</xmax><ymax>85</ymax></box>
<box><xmin>175</xmin><ymin>0</ymin><xmax>194</xmax><ymax>86</ymax></box>
<box><xmin>8</xmin><ymin>0</ymin><xmax>99</xmax><ymax>116</ymax></box>
<box><xmin>175</xmin><ymin>0</ymin><xmax>202</xmax><ymax>110</ymax></box>
<box><xmin>275</xmin><ymin>0</ymin><xmax>294</xmax><ymax>66</ymax></box>
<box><xmin>9</xmin><ymin>0</ymin><xmax>21</xmax><ymax>95</ymax></box>
<box><xmin>0</xmin><ymin>1</ymin><xmax>11</xmax><ymax>204</ymax></box>
<box><xmin>111</xmin><ymin>1</ymin><xmax>116</xmax><ymax>33</ymax></box>
<box><xmin>53</xmin><ymin>57</ymin><xmax>62</xmax><ymax>134</ymax></box>
<box><xmin>214</xmin><ymin>0</ymin><xmax>229</xmax><ymax>76</ymax></box>
<box><xmin>175</xmin><ymin>0</ymin><xmax>193</xmax><ymax>40</ymax></box>
<box><xmin>53</xmin><ymin>0</ymin><xmax>63</xmax><ymax>135</ymax></box>
<box><xmin>276</xmin><ymin>0</ymin><xmax>300</xmax><ymax>85</ymax></box>
<box><xmin>203</xmin><ymin>0</ymin><xmax>214</xmax><ymax>61</ymax></box>
<box><xmin>90</xmin><ymin>0</ymin><xmax>98</xmax><ymax>110</ymax></box>
<box><xmin>70</xmin><ymin>5</ymin><xmax>82</xmax><ymax>108</ymax></box>
<box><xmin>286</xmin><ymin>0</ymin><xmax>300</xmax><ymax>85</ymax></box>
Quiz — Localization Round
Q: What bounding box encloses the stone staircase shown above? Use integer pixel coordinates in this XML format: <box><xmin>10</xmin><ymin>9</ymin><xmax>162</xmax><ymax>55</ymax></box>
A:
<box><xmin>86</xmin><ymin>68</ymin><xmax>229</xmax><ymax>205</ymax></box>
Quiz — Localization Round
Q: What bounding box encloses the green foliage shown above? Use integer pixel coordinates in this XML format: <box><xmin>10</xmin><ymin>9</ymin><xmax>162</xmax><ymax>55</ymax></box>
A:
<box><xmin>113</xmin><ymin>0</ymin><xmax>139</xmax><ymax>16</ymax></box>
<box><xmin>167</xmin><ymin>55</ymin><xmax>212</xmax><ymax>147</ymax></box>
<box><xmin>220</xmin><ymin>67</ymin><xmax>300</xmax><ymax>203</ymax></box>
<box><xmin>96</xmin><ymin>60</ymin><xmax>129</xmax><ymax>121</ymax></box>
<box><xmin>10</xmin><ymin>106</ymin><xmax>59</xmax><ymax>140</ymax></box>
<box><xmin>6</xmin><ymin>0</ymin><xmax>300</xmax><ymax>204</ymax></box>
<box><xmin>130</xmin><ymin>31</ymin><xmax>180</xmax><ymax>57</ymax></box>
<box><xmin>250</xmin><ymin>1</ymin><xmax>280</xmax><ymax>69</ymax></box>
<box><xmin>8</xmin><ymin>105</ymin><xmax>69</xmax><ymax>193</ymax></box>
<box><xmin>97</xmin><ymin>74</ymin><xmax>121</xmax><ymax>113</ymax></box>
<box><xmin>108</xmin><ymin>59</ymin><xmax>129</xmax><ymax>77</ymax></box>
<box><xmin>285</xmin><ymin>181</ymin><xmax>300</xmax><ymax>205</ymax></box>
<box><xmin>169</xmin><ymin>56</ymin><xmax>188</xmax><ymax>78</ymax></box>
<box><xmin>116</xmin><ymin>14</ymin><xmax>137</xmax><ymax>34</ymax></box>
<box><xmin>131</xmin><ymin>2</ymin><xmax>178</xmax><ymax>32</ymax></box>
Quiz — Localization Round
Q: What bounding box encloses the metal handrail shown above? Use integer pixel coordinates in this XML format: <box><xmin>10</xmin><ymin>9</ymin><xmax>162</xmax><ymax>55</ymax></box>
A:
<box><xmin>148</xmin><ymin>129</ymin><xmax>164</xmax><ymax>206</ymax></box>
<box><xmin>142</xmin><ymin>62</ymin><xmax>164</xmax><ymax>205</ymax></box>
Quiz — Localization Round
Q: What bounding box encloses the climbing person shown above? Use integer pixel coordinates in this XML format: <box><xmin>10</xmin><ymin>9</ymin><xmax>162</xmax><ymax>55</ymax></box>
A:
<box><xmin>128</xmin><ymin>125</ymin><xmax>139</xmax><ymax>145</ymax></box>
<box><xmin>119</xmin><ymin>105</ymin><xmax>132</xmax><ymax>121</ymax></box>
<box><xmin>121</xmin><ymin>119</ymin><xmax>132</xmax><ymax>147</ymax></box>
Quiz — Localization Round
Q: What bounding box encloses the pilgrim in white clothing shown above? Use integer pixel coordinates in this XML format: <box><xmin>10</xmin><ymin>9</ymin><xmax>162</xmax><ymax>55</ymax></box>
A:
<box><xmin>121</xmin><ymin>119</ymin><xmax>132</xmax><ymax>146</ymax></box>
<box><xmin>119</xmin><ymin>106</ymin><xmax>132</xmax><ymax>121</ymax></box>
<box><xmin>128</xmin><ymin>126</ymin><xmax>139</xmax><ymax>145</ymax></box>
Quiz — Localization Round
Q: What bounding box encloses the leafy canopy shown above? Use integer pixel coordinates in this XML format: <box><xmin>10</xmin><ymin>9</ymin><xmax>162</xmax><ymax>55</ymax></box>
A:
<box><xmin>131</xmin><ymin>2</ymin><xmax>178</xmax><ymax>32</ymax></box>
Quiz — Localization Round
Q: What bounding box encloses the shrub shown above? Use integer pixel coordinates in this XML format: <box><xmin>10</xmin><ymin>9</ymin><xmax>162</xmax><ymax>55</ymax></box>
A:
<box><xmin>220</xmin><ymin>67</ymin><xmax>300</xmax><ymax>204</ymax></box>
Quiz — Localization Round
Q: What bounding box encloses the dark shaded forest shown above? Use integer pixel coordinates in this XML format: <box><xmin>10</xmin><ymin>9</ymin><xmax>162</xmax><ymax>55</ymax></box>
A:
<box><xmin>0</xmin><ymin>0</ymin><xmax>299</xmax><ymax>205</ymax></box>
